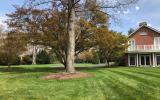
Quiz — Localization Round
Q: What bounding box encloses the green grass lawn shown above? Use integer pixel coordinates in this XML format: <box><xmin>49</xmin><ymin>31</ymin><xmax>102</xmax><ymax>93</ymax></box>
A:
<box><xmin>0</xmin><ymin>64</ymin><xmax>160</xmax><ymax>100</ymax></box>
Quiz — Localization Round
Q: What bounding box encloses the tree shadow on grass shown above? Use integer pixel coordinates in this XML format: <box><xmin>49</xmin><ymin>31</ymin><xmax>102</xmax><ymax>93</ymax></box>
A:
<box><xmin>0</xmin><ymin>65</ymin><xmax>106</xmax><ymax>73</ymax></box>
<box><xmin>0</xmin><ymin>67</ymin><xmax>59</xmax><ymax>73</ymax></box>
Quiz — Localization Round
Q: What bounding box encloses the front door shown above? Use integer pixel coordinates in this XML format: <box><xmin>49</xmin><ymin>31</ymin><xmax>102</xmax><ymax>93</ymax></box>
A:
<box><xmin>140</xmin><ymin>55</ymin><xmax>150</xmax><ymax>66</ymax></box>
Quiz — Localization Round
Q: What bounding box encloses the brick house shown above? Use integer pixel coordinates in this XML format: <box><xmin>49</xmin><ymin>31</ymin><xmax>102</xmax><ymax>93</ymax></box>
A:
<box><xmin>127</xmin><ymin>22</ymin><xmax>160</xmax><ymax>67</ymax></box>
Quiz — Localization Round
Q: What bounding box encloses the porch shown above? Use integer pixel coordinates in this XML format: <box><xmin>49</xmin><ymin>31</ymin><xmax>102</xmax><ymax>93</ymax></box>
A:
<box><xmin>128</xmin><ymin>53</ymin><xmax>160</xmax><ymax>67</ymax></box>
<box><xmin>128</xmin><ymin>45</ymin><xmax>160</xmax><ymax>52</ymax></box>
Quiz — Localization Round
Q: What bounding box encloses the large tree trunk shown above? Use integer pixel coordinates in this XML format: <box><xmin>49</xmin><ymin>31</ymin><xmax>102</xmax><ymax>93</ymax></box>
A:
<box><xmin>66</xmin><ymin>0</ymin><xmax>76</xmax><ymax>73</ymax></box>
<box><xmin>32</xmin><ymin>45</ymin><xmax>37</xmax><ymax>65</ymax></box>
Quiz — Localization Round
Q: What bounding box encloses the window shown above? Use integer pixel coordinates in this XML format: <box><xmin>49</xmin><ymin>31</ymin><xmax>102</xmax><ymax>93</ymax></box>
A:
<box><xmin>128</xmin><ymin>39</ymin><xmax>135</xmax><ymax>46</ymax></box>
<box><xmin>140</xmin><ymin>55</ymin><xmax>151</xmax><ymax>66</ymax></box>
<box><xmin>154</xmin><ymin>37</ymin><xmax>160</xmax><ymax>45</ymax></box>
<box><xmin>129</xmin><ymin>54</ymin><xmax>136</xmax><ymax>66</ymax></box>
<box><xmin>140</xmin><ymin>32</ymin><xmax>148</xmax><ymax>36</ymax></box>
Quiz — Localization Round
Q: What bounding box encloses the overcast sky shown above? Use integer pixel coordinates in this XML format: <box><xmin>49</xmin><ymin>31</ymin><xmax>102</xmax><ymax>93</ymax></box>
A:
<box><xmin>0</xmin><ymin>0</ymin><xmax>160</xmax><ymax>35</ymax></box>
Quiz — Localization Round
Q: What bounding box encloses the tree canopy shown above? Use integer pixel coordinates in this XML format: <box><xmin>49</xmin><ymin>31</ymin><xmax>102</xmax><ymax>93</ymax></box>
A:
<box><xmin>6</xmin><ymin>0</ymin><xmax>138</xmax><ymax>72</ymax></box>
<box><xmin>96</xmin><ymin>28</ymin><xmax>128</xmax><ymax>66</ymax></box>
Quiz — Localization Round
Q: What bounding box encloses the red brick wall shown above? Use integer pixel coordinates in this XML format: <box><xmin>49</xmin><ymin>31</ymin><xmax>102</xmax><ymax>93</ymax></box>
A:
<box><xmin>129</xmin><ymin>26</ymin><xmax>160</xmax><ymax>45</ymax></box>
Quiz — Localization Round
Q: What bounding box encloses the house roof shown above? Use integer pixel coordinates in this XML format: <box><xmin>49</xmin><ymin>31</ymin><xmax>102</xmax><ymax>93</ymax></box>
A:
<box><xmin>128</xmin><ymin>25</ymin><xmax>160</xmax><ymax>37</ymax></box>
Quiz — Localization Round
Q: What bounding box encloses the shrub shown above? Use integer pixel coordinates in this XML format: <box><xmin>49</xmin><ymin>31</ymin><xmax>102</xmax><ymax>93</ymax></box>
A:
<box><xmin>0</xmin><ymin>52</ymin><xmax>20</xmax><ymax>66</ymax></box>
<box><xmin>36</xmin><ymin>50</ymin><xmax>51</xmax><ymax>64</ymax></box>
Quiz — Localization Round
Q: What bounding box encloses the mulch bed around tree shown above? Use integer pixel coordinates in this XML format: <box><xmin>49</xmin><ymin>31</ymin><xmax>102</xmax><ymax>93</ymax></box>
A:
<box><xmin>43</xmin><ymin>72</ymin><xmax>93</xmax><ymax>80</ymax></box>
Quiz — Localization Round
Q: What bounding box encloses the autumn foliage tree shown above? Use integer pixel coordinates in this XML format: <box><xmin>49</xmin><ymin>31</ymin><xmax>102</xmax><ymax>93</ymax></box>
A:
<box><xmin>7</xmin><ymin>0</ymin><xmax>138</xmax><ymax>73</ymax></box>
<box><xmin>6</xmin><ymin>3</ymin><xmax>103</xmax><ymax>70</ymax></box>
<box><xmin>0</xmin><ymin>32</ymin><xmax>26</xmax><ymax>67</ymax></box>
<box><xmin>7</xmin><ymin>8</ymin><xmax>46</xmax><ymax>65</ymax></box>
<box><xmin>96</xmin><ymin>28</ymin><xmax>128</xmax><ymax>66</ymax></box>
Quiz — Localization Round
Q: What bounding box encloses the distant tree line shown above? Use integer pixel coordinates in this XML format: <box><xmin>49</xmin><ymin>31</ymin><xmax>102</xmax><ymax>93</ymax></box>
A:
<box><xmin>0</xmin><ymin>25</ymin><xmax>127</xmax><ymax>67</ymax></box>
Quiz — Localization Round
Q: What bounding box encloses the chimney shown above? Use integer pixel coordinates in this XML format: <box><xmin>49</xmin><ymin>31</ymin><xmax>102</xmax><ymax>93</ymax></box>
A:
<box><xmin>139</xmin><ymin>22</ymin><xmax>147</xmax><ymax>27</ymax></box>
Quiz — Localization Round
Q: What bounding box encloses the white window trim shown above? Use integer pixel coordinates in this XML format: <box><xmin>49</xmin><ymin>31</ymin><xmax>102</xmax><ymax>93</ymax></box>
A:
<box><xmin>140</xmin><ymin>54</ymin><xmax>151</xmax><ymax>66</ymax></box>
<box><xmin>154</xmin><ymin>37</ymin><xmax>160</xmax><ymax>45</ymax></box>
<box><xmin>128</xmin><ymin>39</ymin><xmax>135</xmax><ymax>46</ymax></box>
<box><xmin>140</xmin><ymin>32</ymin><xmax>148</xmax><ymax>36</ymax></box>
<box><xmin>129</xmin><ymin>55</ymin><xmax>136</xmax><ymax>66</ymax></box>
